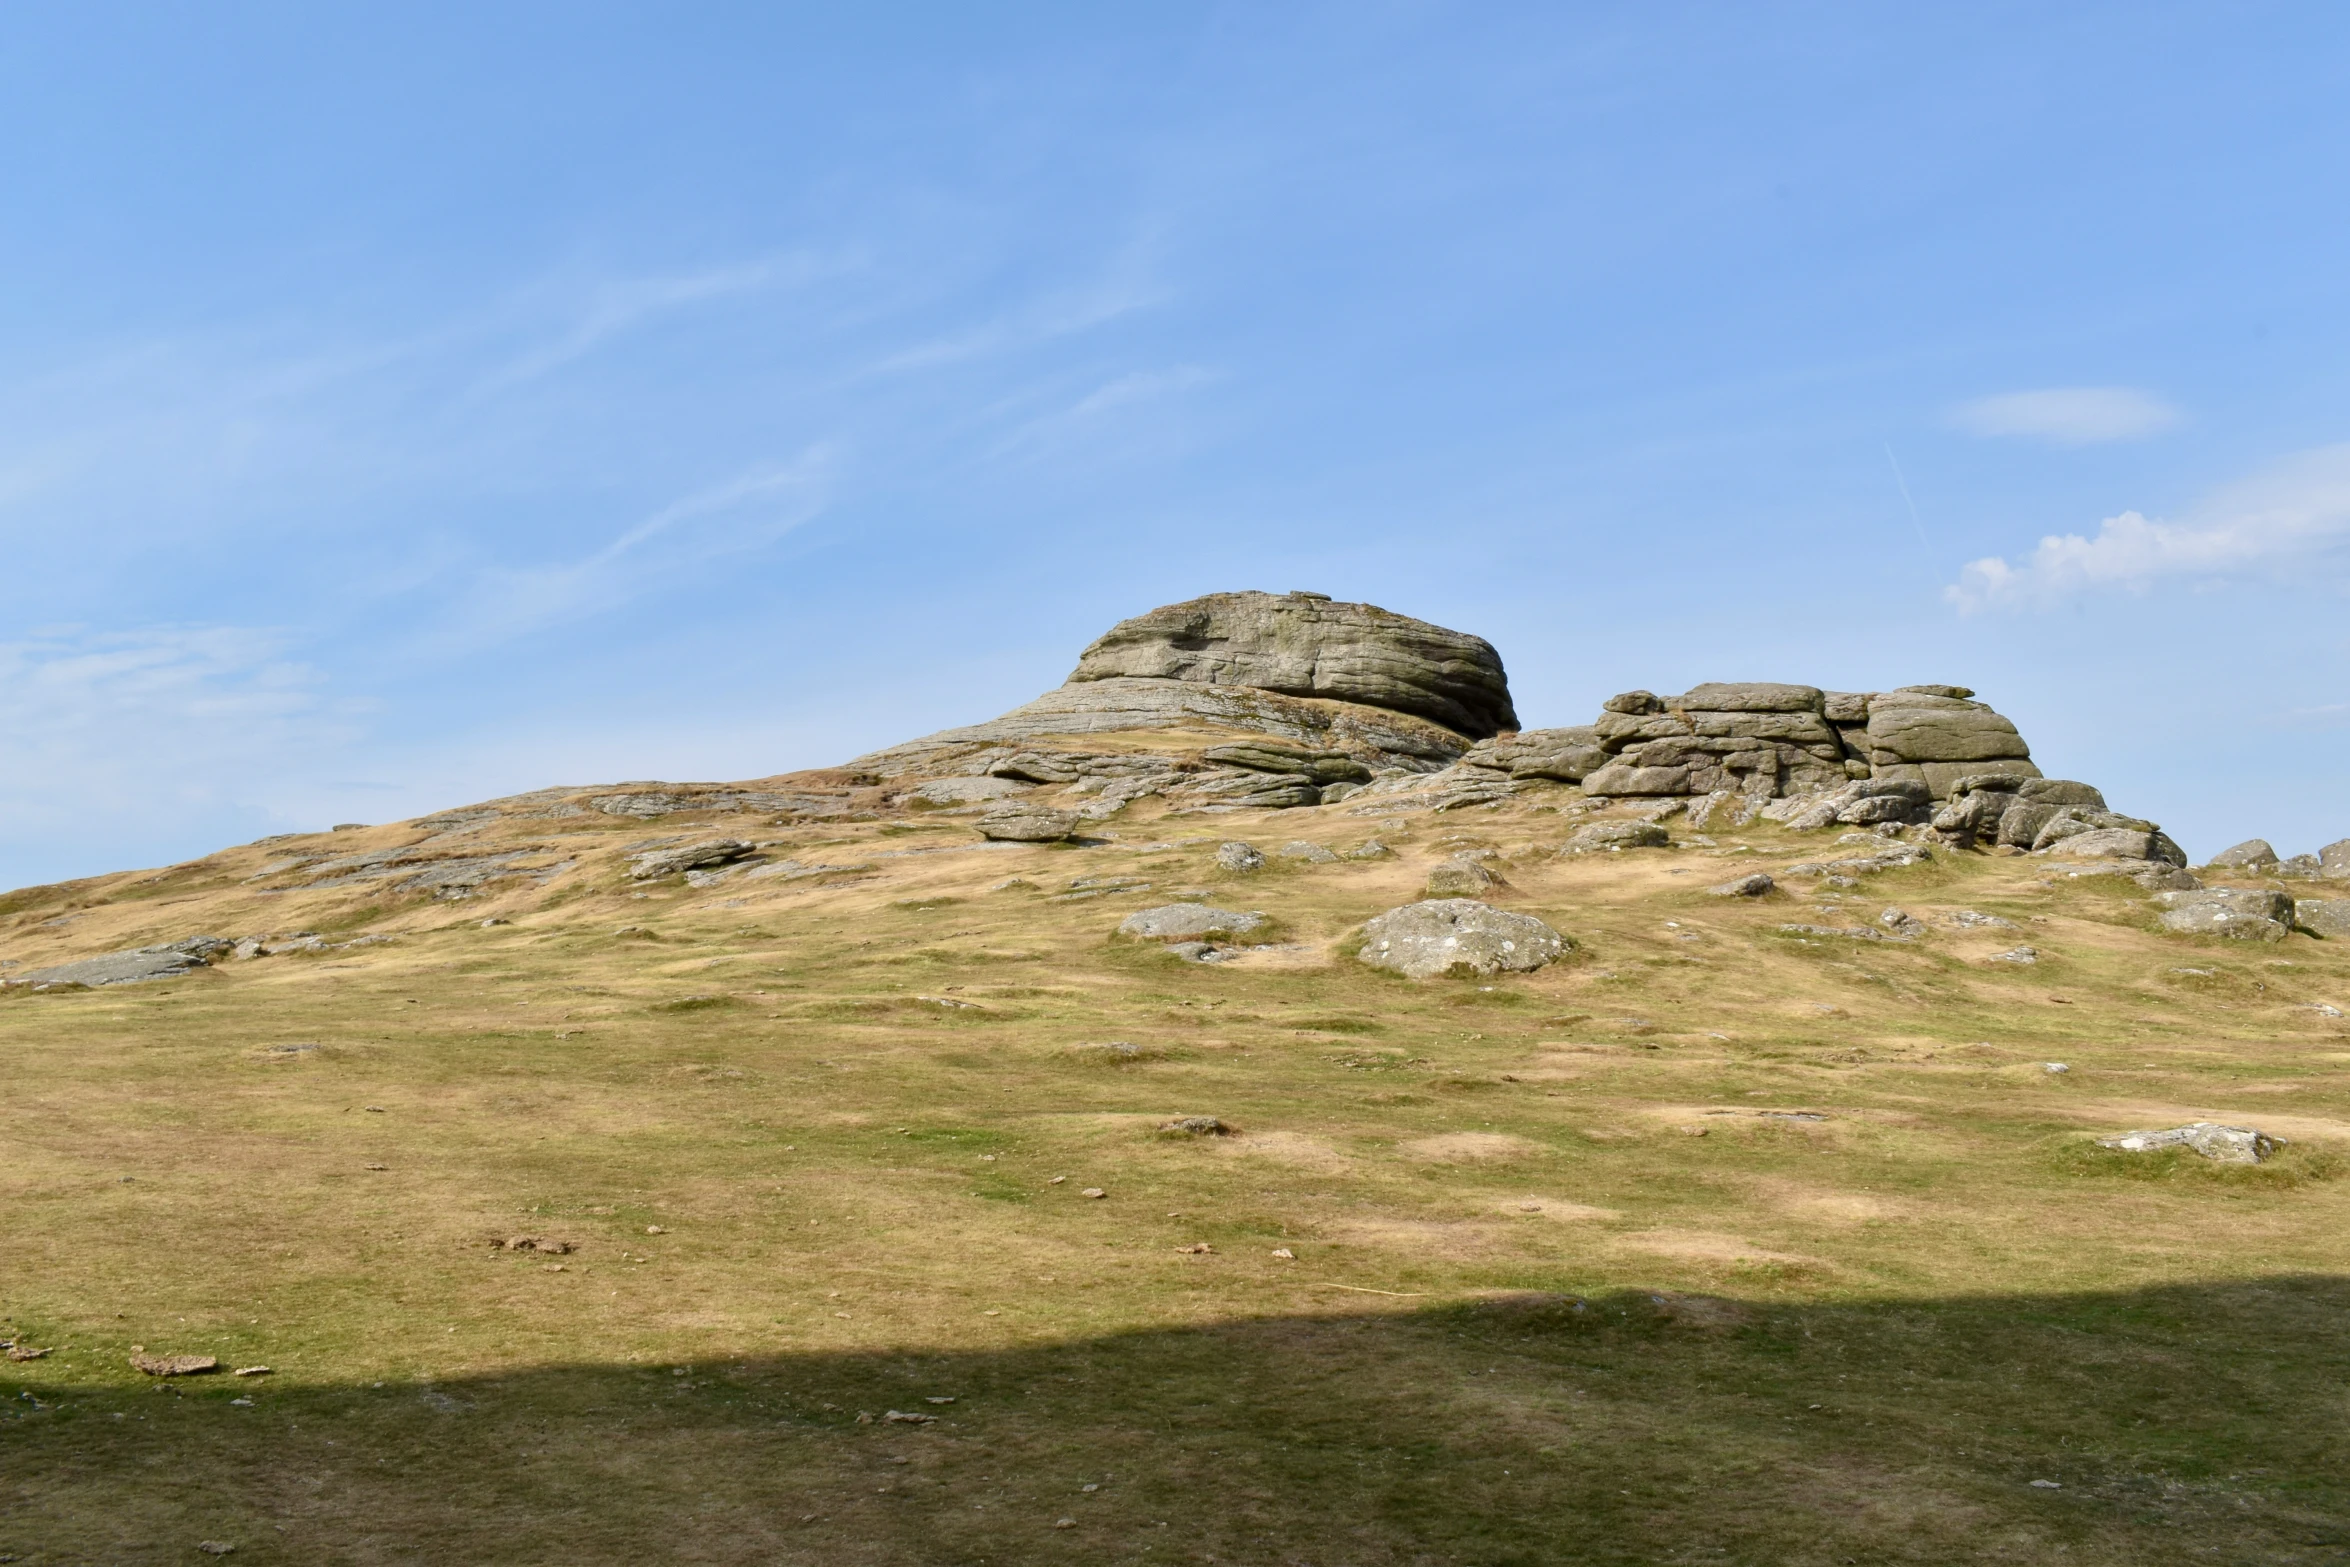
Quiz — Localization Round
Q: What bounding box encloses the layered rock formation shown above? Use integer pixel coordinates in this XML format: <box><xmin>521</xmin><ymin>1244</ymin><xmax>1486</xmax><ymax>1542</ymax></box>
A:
<box><xmin>1067</xmin><ymin>591</ymin><xmax>1516</xmax><ymax>738</ymax></box>
<box><xmin>834</xmin><ymin>592</ymin><xmax>2197</xmax><ymax>866</ymax></box>
<box><xmin>1461</xmin><ymin>682</ymin><xmax>2038</xmax><ymax>803</ymax></box>
<box><xmin>850</xmin><ymin>590</ymin><xmax>1511</xmax><ymax>814</ymax></box>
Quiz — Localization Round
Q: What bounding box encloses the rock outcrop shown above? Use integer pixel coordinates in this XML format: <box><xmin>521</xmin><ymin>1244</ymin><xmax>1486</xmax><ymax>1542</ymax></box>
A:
<box><xmin>850</xmin><ymin>591</ymin><xmax>1515</xmax><ymax>812</ymax></box>
<box><xmin>1067</xmin><ymin>591</ymin><xmax>1516</xmax><ymax>738</ymax></box>
<box><xmin>1470</xmin><ymin>682</ymin><xmax>2042</xmax><ymax>805</ymax></box>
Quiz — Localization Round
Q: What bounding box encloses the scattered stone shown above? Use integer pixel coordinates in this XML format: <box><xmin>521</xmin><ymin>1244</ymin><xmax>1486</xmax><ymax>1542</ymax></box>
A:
<box><xmin>232</xmin><ymin>1366</ymin><xmax>272</xmax><ymax>1377</ymax></box>
<box><xmin>1271</xmin><ymin>1247</ymin><xmax>1295</xmax><ymax>1259</ymax></box>
<box><xmin>2099</xmin><ymin>1122</ymin><xmax>2282</xmax><ymax>1163</ymax></box>
<box><xmin>1157</xmin><ymin>1116</ymin><xmax>1232</xmax><ymax>1136</ymax></box>
<box><xmin>1080</xmin><ymin>1187</ymin><xmax>1107</xmax><ymax>1199</ymax></box>
<box><xmin>2155</xmin><ymin>888</ymin><xmax>2297</xmax><ymax>943</ymax></box>
<box><xmin>977</xmin><ymin>807</ymin><xmax>1079</xmax><ymax>843</ymax></box>
<box><xmin>130</xmin><ymin>1351</ymin><xmax>219</xmax><ymax>1377</ymax></box>
<box><xmin>2206</xmin><ymin>838</ymin><xmax>2280</xmax><ymax>869</ymax></box>
<box><xmin>1779</xmin><ymin>923</ymin><xmax>1898</xmax><ymax>943</ymax></box>
<box><xmin>1215</xmin><ymin>841</ymin><xmax>1267</xmax><ymax>873</ymax></box>
<box><xmin>1173</xmin><ymin>1242</ymin><xmax>1214</xmax><ymax>1254</ymax></box>
<box><xmin>196</xmin><ymin>1544</ymin><xmax>237</xmax><ymax>1557</ymax></box>
<box><xmin>1117</xmin><ymin>904</ymin><xmax>1268</xmax><ymax>941</ymax></box>
<box><xmin>1562</xmin><ymin>821</ymin><xmax>1669</xmax><ymax>853</ymax></box>
<box><xmin>1784</xmin><ymin>845</ymin><xmax>1932</xmax><ymax>877</ymax></box>
<box><xmin>1348</xmin><ymin>838</ymin><xmax>1394</xmax><ymax>859</ymax></box>
<box><xmin>1278</xmin><ymin>840</ymin><xmax>1340</xmax><ymax>864</ymax></box>
<box><xmin>2043</xmin><ymin>1062</ymin><xmax>2069</xmax><ymax>1073</ymax></box>
<box><xmin>1987</xmin><ymin>947</ymin><xmax>2039</xmax><ymax>965</ymax></box>
<box><xmin>492</xmin><ymin>1236</ymin><xmax>575</xmax><ymax>1255</ymax></box>
<box><xmin>1706</xmin><ymin>873</ymin><xmax>1774</xmax><ymax>897</ymax></box>
<box><xmin>627</xmin><ymin>840</ymin><xmax>753</xmax><ymax>880</ymax></box>
<box><xmin>1356</xmin><ymin>899</ymin><xmax>1569</xmax><ymax>980</ymax></box>
<box><xmin>883</xmin><ymin>1409</ymin><xmax>937</xmax><ymax>1424</ymax></box>
<box><xmin>5</xmin><ymin>1344</ymin><xmax>49</xmax><ymax>1361</ymax></box>
<box><xmin>1942</xmin><ymin>910</ymin><xmax>2019</xmax><ymax>931</ymax></box>
<box><xmin>1425</xmin><ymin>857</ymin><xmax>1500</xmax><ymax>896</ymax></box>
<box><xmin>1876</xmin><ymin>907</ymin><xmax>1926</xmax><ymax>939</ymax></box>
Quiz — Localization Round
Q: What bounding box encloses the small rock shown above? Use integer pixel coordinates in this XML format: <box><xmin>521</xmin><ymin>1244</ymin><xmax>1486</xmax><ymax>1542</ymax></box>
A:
<box><xmin>1080</xmin><ymin>1187</ymin><xmax>1106</xmax><ymax>1199</ymax></box>
<box><xmin>883</xmin><ymin>1409</ymin><xmax>937</xmax><ymax>1424</ymax></box>
<box><xmin>1173</xmin><ymin>1243</ymin><xmax>1214</xmax><ymax>1254</ymax></box>
<box><xmin>1157</xmin><ymin>1116</ymin><xmax>1232</xmax><ymax>1136</ymax></box>
<box><xmin>4</xmin><ymin>1345</ymin><xmax>49</xmax><ymax>1361</ymax></box>
<box><xmin>1117</xmin><ymin>903</ymin><xmax>1268</xmax><ymax>941</ymax></box>
<box><xmin>1270</xmin><ymin>1247</ymin><xmax>1295</xmax><ymax>1259</ymax></box>
<box><xmin>130</xmin><ymin>1352</ymin><xmax>219</xmax><ymax>1377</ymax></box>
<box><xmin>1877</xmin><ymin>907</ymin><xmax>1926</xmax><ymax>939</ymax></box>
<box><xmin>977</xmin><ymin>808</ymin><xmax>1079</xmax><ymax>843</ymax></box>
<box><xmin>1348</xmin><ymin>839</ymin><xmax>1394</xmax><ymax>859</ymax></box>
<box><xmin>1987</xmin><ymin>947</ymin><xmax>2038</xmax><ymax>965</ymax></box>
<box><xmin>232</xmin><ymin>1366</ymin><xmax>272</xmax><ymax>1377</ymax></box>
<box><xmin>196</xmin><ymin>1544</ymin><xmax>237</xmax><ymax>1556</ymax></box>
<box><xmin>645</xmin><ymin>1225</ymin><xmax>666</xmax><ymax>1235</ymax></box>
<box><xmin>1055</xmin><ymin>1518</ymin><xmax>1077</xmax><ymax>1529</ymax></box>
<box><xmin>1278</xmin><ymin>840</ymin><xmax>1339</xmax><ymax>864</ymax></box>
<box><xmin>1425</xmin><ymin>856</ymin><xmax>1499</xmax><ymax>896</ymax></box>
<box><xmin>1706</xmin><ymin>873</ymin><xmax>1774</xmax><ymax>897</ymax></box>
<box><xmin>1215</xmin><ymin>841</ymin><xmax>1267</xmax><ymax>873</ymax></box>
<box><xmin>1562</xmin><ymin>821</ymin><xmax>1669</xmax><ymax>854</ymax></box>
<box><xmin>2043</xmin><ymin>1063</ymin><xmax>2069</xmax><ymax>1074</ymax></box>
<box><xmin>2098</xmin><ymin>1121</ymin><xmax>2282</xmax><ymax>1163</ymax></box>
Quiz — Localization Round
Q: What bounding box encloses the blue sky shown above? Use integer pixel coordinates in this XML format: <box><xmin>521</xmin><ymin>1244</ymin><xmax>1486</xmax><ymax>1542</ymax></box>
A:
<box><xmin>5</xmin><ymin>2</ymin><xmax>2349</xmax><ymax>886</ymax></box>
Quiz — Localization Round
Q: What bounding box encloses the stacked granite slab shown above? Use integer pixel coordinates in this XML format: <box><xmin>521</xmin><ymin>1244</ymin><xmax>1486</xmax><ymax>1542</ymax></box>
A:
<box><xmin>1464</xmin><ymin>682</ymin><xmax>2038</xmax><ymax>804</ymax></box>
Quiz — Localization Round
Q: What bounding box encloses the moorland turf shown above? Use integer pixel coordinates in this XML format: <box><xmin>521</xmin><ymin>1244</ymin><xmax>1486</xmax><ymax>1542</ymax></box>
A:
<box><xmin>4</xmin><ymin>787</ymin><xmax>2348</xmax><ymax>1563</ymax></box>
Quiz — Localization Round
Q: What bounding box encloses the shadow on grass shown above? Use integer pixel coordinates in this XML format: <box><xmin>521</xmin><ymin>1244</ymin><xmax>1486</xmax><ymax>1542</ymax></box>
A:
<box><xmin>7</xmin><ymin>1277</ymin><xmax>2349</xmax><ymax>1565</ymax></box>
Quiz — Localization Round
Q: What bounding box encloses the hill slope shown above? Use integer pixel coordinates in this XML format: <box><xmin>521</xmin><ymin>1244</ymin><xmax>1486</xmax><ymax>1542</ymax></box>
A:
<box><xmin>5</xmin><ymin>754</ymin><xmax>2349</xmax><ymax>1563</ymax></box>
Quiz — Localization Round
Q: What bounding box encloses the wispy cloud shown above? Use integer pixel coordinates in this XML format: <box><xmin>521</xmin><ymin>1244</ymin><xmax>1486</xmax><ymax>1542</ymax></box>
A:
<box><xmin>987</xmin><ymin>365</ymin><xmax>1214</xmax><ymax>459</ymax></box>
<box><xmin>0</xmin><ymin>625</ymin><xmax>359</xmax><ymax>841</ymax></box>
<box><xmin>1949</xmin><ymin>386</ymin><xmax>2183</xmax><ymax>446</ymax></box>
<box><xmin>473</xmin><ymin>253</ymin><xmax>839</xmax><ymax>394</ymax></box>
<box><xmin>436</xmin><ymin>450</ymin><xmax>836</xmax><ymax>648</ymax></box>
<box><xmin>1947</xmin><ymin>443</ymin><xmax>2350</xmax><ymax>611</ymax></box>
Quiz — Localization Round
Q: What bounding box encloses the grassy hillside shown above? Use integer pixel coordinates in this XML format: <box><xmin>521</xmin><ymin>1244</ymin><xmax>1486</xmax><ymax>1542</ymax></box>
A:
<box><xmin>4</xmin><ymin>770</ymin><xmax>2347</xmax><ymax>1563</ymax></box>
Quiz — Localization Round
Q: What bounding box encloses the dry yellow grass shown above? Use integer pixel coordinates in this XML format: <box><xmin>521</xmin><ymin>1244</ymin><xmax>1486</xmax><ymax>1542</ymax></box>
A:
<box><xmin>4</xmin><ymin>772</ymin><xmax>2348</xmax><ymax>1562</ymax></box>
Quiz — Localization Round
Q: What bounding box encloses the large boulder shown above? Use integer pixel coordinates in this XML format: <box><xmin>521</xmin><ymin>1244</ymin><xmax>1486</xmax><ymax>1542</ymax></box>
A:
<box><xmin>1864</xmin><ymin>691</ymin><xmax>2033</xmax><ymax>769</ymax></box>
<box><xmin>2205</xmin><ymin>839</ymin><xmax>2279</xmax><ymax>870</ymax></box>
<box><xmin>1356</xmin><ymin>900</ymin><xmax>1568</xmax><ymax>980</ymax></box>
<box><xmin>2296</xmin><ymin>899</ymin><xmax>2350</xmax><ymax>937</ymax></box>
<box><xmin>1067</xmin><ymin>591</ymin><xmax>1516</xmax><ymax>739</ymax></box>
<box><xmin>2324</xmin><ymin>838</ymin><xmax>2350</xmax><ymax>879</ymax></box>
<box><xmin>2154</xmin><ymin>888</ymin><xmax>2296</xmax><ymax>942</ymax></box>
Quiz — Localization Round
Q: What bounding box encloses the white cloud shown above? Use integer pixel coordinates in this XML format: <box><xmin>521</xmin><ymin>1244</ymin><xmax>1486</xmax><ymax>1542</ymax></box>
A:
<box><xmin>0</xmin><ymin>626</ymin><xmax>358</xmax><ymax>841</ymax></box>
<box><xmin>1947</xmin><ymin>442</ymin><xmax>2350</xmax><ymax>611</ymax></box>
<box><xmin>1949</xmin><ymin>386</ymin><xmax>2183</xmax><ymax>445</ymax></box>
